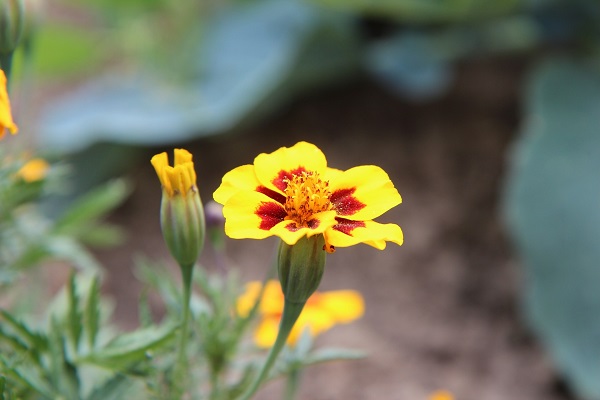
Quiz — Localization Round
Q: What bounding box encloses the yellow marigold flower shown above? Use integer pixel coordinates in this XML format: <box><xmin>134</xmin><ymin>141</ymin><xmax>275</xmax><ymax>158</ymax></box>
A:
<box><xmin>15</xmin><ymin>158</ymin><xmax>49</xmax><ymax>182</ymax></box>
<box><xmin>429</xmin><ymin>390</ymin><xmax>454</xmax><ymax>400</ymax></box>
<box><xmin>213</xmin><ymin>141</ymin><xmax>403</xmax><ymax>253</ymax></box>
<box><xmin>151</xmin><ymin>148</ymin><xmax>197</xmax><ymax>198</ymax></box>
<box><xmin>0</xmin><ymin>69</ymin><xmax>18</xmax><ymax>139</ymax></box>
<box><xmin>237</xmin><ymin>280</ymin><xmax>364</xmax><ymax>348</ymax></box>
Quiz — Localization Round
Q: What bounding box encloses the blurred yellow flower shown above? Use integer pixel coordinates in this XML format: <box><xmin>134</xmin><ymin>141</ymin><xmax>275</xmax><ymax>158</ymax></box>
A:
<box><xmin>237</xmin><ymin>280</ymin><xmax>364</xmax><ymax>348</ymax></box>
<box><xmin>151</xmin><ymin>148</ymin><xmax>197</xmax><ymax>198</ymax></box>
<box><xmin>429</xmin><ymin>390</ymin><xmax>454</xmax><ymax>400</ymax></box>
<box><xmin>213</xmin><ymin>141</ymin><xmax>403</xmax><ymax>253</ymax></box>
<box><xmin>0</xmin><ymin>69</ymin><xmax>17</xmax><ymax>139</ymax></box>
<box><xmin>15</xmin><ymin>158</ymin><xmax>49</xmax><ymax>182</ymax></box>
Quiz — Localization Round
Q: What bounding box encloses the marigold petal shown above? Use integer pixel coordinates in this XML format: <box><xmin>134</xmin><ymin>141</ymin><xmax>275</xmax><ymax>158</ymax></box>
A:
<box><xmin>288</xmin><ymin>307</ymin><xmax>335</xmax><ymax>343</ymax></box>
<box><xmin>325</xmin><ymin>220</ymin><xmax>403</xmax><ymax>249</ymax></box>
<box><xmin>330</xmin><ymin>165</ymin><xmax>401</xmax><ymax>220</ymax></box>
<box><xmin>213</xmin><ymin>164</ymin><xmax>260</xmax><ymax>205</ymax></box>
<box><xmin>223</xmin><ymin>191</ymin><xmax>285</xmax><ymax>240</ymax></box>
<box><xmin>174</xmin><ymin>148</ymin><xmax>192</xmax><ymax>166</ymax></box>
<box><xmin>260</xmin><ymin>280</ymin><xmax>285</xmax><ymax>315</ymax></box>
<box><xmin>0</xmin><ymin>70</ymin><xmax>17</xmax><ymax>137</ymax></box>
<box><xmin>236</xmin><ymin>281</ymin><xmax>262</xmax><ymax>317</ymax></box>
<box><xmin>254</xmin><ymin>316</ymin><xmax>280</xmax><ymax>348</ymax></box>
<box><xmin>254</xmin><ymin>142</ymin><xmax>327</xmax><ymax>193</ymax></box>
<box><xmin>318</xmin><ymin>290</ymin><xmax>365</xmax><ymax>323</ymax></box>
<box><xmin>268</xmin><ymin>210</ymin><xmax>338</xmax><ymax>245</ymax></box>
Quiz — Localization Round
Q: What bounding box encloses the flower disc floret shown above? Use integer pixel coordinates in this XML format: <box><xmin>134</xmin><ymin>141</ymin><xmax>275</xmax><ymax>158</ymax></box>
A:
<box><xmin>213</xmin><ymin>141</ymin><xmax>403</xmax><ymax>251</ymax></box>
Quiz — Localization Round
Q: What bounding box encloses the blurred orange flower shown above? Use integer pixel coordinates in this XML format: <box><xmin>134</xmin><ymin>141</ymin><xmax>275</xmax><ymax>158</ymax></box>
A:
<box><xmin>429</xmin><ymin>390</ymin><xmax>454</xmax><ymax>400</ymax></box>
<box><xmin>15</xmin><ymin>158</ymin><xmax>49</xmax><ymax>182</ymax></box>
<box><xmin>237</xmin><ymin>280</ymin><xmax>364</xmax><ymax>348</ymax></box>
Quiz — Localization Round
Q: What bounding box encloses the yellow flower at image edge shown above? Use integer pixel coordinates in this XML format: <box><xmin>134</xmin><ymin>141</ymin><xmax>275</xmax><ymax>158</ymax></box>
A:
<box><xmin>213</xmin><ymin>141</ymin><xmax>403</xmax><ymax>252</ymax></box>
<box><xmin>237</xmin><ymin>280</ymin><xmax>364</xmax><ymax>348</ymax></box>
<box><xmin>0</xmin><ymin>69</ymin><xmax>17</xmax><ymax>139</ymax></box>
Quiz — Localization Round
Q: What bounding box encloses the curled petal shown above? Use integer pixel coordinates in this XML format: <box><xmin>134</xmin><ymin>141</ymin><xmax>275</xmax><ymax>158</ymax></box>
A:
<box><xmin>254</xmin><ymin>141</ymin><xmax>327</xmax><ymax>193</ymax></box>
<box><xmin>325</xmin><ymin>220</ymin><xmax>403</xmax><ymax>250</ymax></box>
<box><xmin>268</xmin><ymin>210</ymin><xmax>338</xmax><ymax>246</ymax></box>
<box><xmin>330</xmin><ymin>165</ymin><xmax>402</xmax><ymax>220</ymax></box>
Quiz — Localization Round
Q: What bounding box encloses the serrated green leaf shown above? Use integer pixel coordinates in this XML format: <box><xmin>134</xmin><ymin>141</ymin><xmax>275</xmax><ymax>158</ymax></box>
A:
<box><xmin>0</xmin><ymin>311</ymin><xmax>48</xmax><ymax>351</ymax></box>
<box><xmin>0</xmin><ymin>355</ymin><xmax>57</xmax><ymax>399</ymax></box>
<box><xmin>85</xmin><ymin>373</ymin><xmax>131</xmax><ymax>400</ymax></box>
<box><xmin>67</xmin><ymin>273</ymin><xmax>83</xmax><ymax>352</ymax></box>
<box><xmin>49</xmin><ymin>318</ymin><xmax>81</xmax><ymax>400</ymax></box>
<box><xmin>84</xmin><ymin>276</ymin><xmax>101</xmax><ymax>349</ymax></box>
<box><xmin>80</xmin><ymin>321</ymin><xmax>178</xmax><ymax>369</ymax></box>
<box><xmin>137</xmin><ymin>289</ymin><xmax>153</xmax><ymax>328</ymax></box>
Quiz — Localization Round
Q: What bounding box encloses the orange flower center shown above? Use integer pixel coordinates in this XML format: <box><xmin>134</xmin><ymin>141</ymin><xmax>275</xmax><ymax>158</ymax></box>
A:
<box><xmin>283</xmin><ymin>171</ymin><xmax>331</xmax><ymax>226</ymax></box>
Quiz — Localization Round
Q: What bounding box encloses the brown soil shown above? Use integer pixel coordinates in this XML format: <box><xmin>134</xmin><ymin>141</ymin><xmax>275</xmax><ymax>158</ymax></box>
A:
<box><xmin>94</xmin><ymin>56</ymin><xmax>572</xmax><ymax>400</ymax></box>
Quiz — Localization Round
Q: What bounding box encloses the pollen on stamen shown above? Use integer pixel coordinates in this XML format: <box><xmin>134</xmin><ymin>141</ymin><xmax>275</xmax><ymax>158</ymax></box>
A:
<box><xmin>283</xmin><ymin>171</ymin><xmax>332</xmax><ymax>227</ymax></box>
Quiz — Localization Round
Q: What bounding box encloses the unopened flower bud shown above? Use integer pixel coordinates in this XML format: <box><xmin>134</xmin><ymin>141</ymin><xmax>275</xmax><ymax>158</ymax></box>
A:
<box><xmin>277</xmin><ymin>235</ymin><xmax>326</xmax><ymax>304</ymax></box>
<box><xmin>0</xmin><ymin>0</ymin><xmax>24</xmax><ymax>54</ymax></box>
<box><xmin>151</xmin><ymin>149</ymin><xmax>205</xmax><ymax>268</ymax></box>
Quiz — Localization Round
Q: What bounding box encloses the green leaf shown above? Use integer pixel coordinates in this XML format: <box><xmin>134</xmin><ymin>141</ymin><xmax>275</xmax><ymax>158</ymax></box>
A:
<box><xmin>85</xmin><ymin>373</ymin><xmax>132</xmax><ymax>400</ymax></box>
<box><xmin>53</xmin><ymin>179</ymin><xmax>129</xmax><ymax>237</ymax></box>
<box><xmin>80</xmin><ymin>321</ymin><xmax>178</xmax><ymax>369</ymax></box>
<box><xmin>504</xmin><ymin>57</ymin><xmax>600</xmax><ymax>400</ymax></box>
<box><xmin>0</xmin><ymin>311</ymin><xmax>48</xmax><ymax>351</ymax></box>
<box><xmin>84</xmin><ymin>276</ymin><xmax>101</xmax><ymax>349</ymax></box>
<box><xmin>310</xmin><ymin>0</ymin><xmax>527</xmax><ymax>22</ymax></box>
<box><xmin>0</xmin><ymin>355</ymin><xmax>57</xmax><ymax>399</ymax></box>
<box><xmin>67</xmin><ymin>273</ymin><xmax>83</xmax><ymax>352</ymax></box>
<box><xmin>48</xmin><ymin>318</ymin><xmax>81</xmax><ymax>400</ymax></box>
<box><xmin>25</xmin><ymin>23</ymin><xmax>107</xmax><ymax>78</ymax></box>
<box><xmin>303</xmin><ymin>348</ymin><xmax>366</xmax><ymax>365</ymax></box>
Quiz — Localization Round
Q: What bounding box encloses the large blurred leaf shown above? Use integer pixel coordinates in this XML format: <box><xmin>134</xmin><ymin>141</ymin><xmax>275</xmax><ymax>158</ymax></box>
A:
<box><xmin>38</xmin><ymin>0</ymin><xmax>361</xmax><ymax>153</ymax></box>
<box><xmin>504</xmin><ymin>57</ymin><xmax>600</xmax><ymax>399</ymax></box>
<box><xmin>311</xmin><ymin>0</ymin><xmax>556</xmax><ymax>22</ymax></box>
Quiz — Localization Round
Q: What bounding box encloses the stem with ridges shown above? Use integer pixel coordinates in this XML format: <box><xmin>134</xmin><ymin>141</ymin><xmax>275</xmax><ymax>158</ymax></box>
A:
<box><xmin>240</xmin><ymin>300</ymin><xmax>305</xmax><ymax>400</ymax></box>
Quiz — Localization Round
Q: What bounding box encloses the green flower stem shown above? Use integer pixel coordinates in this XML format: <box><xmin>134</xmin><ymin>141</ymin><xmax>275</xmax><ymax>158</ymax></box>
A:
<box><xmin>0</xmin><ymin>52</ymin><xmax>13</xmax><ymax>81</ymax></box>
<box><xmin>284</xmin><ymin>366</ymin><xmax>301</xmax><ymax>400</ymax></box>
<box><xmin>174</xmin><ymin>263</ymin><xmax>194</xmax><ymax>393</ymax></box>
<box><xmin>240</xmin><ymin>300</ymin><xmax>305</xmax><ymax>400</ymax></box>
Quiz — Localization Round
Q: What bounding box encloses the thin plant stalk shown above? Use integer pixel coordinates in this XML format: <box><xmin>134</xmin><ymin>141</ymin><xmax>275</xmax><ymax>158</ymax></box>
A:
<box><xmin>240</xmin><ymin>300</ymin><xmax>305</xmax><ymax>400</ymax></box>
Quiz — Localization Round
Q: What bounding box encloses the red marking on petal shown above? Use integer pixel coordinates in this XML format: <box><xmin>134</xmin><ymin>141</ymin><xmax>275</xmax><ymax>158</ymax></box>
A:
<box><xmin>256</xmin><ymin>185</ymin><xmax>286</xmax><ymax>204</ymax></box>
<box><xmin>285</xmin><ymin>222</ymin><xmax>300</xmax><ymax>232</ymax></box>
<box><xmin>272</xmin><ymin>167</ymin><xmax>307</xmax><ymax>191</ymax></box>
<box><xmin>256</xmin><ymin>202</ymin><xmax>287</xmax><ymax>230</ymax></box>
<box><xmin>333</xmin><ymin>218</ymin><xmax>366</xmax><ymax>236</ymax></box>
<box><xmin>330</xmin><ymin>188</ymin><xmax>366</xmax><ymax>216</ymax></box>
<box><xmin>307</xmin><ymin>219</ymin><xmax>320</xmax><ymax>230</ymax></box>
